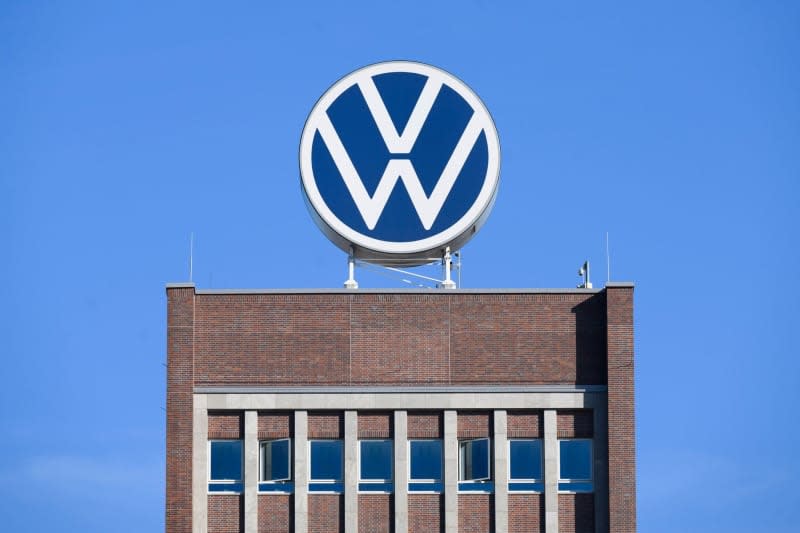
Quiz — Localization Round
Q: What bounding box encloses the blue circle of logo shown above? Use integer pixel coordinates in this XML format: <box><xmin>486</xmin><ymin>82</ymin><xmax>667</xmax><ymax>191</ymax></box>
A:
<box><xmin>300</xmin><ymin>61</ymin><xmax>500</xmax><ymax>261</ymax></box>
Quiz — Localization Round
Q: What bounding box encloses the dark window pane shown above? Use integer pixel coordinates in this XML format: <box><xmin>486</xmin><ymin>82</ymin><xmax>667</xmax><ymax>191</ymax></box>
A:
<box><xmin>509</xmin><ymin>440</ymin><xmax>542</xmax><ymax>480</ymax></box>
<box><xmin>509</xmin><ymin>482</ymin><xmax>544</xmax><ymax>492</ymax></box>
<box><xmin>358</xmin><ymin>482</ymin><xmax>393</xmax><ymax>492</ymax></box>
<box><xmin>559</xmin><ymin>440</ymin><xmax>592</xmax><ymax>480</ymax></box>
<box><xmin>259</xmin><ymin>482</ymin><xmax>294</xmax><ymax>493</ymax></box>
<box><xmin>409</xmin><ymin>440</ymin><xmax>442</xmax><ymax>481</ymax></box>
<box><xmin>458</xmin><ymin>481</ymin><xmax>494</xmax><ymax>493</ymax></box>
<box><xmin>261</xmin><ymin>439</ymin><xmax>291</xmax><ymax>481</ymax></box>
<box><xmin>559</xmin><ymin>481</ymin><xmax>594</xmax><ymax>493</ymax></box>
<box><xmin>208</xmin><ymin>482</ymin><xmax>243</xmax><ymax>493</ymax></box>
<box><xmin>309</xmin><ymin>482</ymin><xmax>343</xmax><ymax>493</ymax></box>
<box><xmin>360</xmin><ymin>440</ymin><xmax>393</xmax><ymax>480</ymax></box>
<box><xmin>310</xmin><ymin>440</ymin><xmax>343</xmax><ymax>481</ymax></box>
<box><xmin>408</xmin><ymin>481</ymin><xmax>443</xmax><ymax>493</ymax></box>
<box><xmin>459</xmin><ymin>438</ymin><xmax>490</xmax><ymax>481</ymax></box>
<box><xmin>210</xmin><ymin>441</ymin><xmax>242</xmax><ymax>481</ymax></box>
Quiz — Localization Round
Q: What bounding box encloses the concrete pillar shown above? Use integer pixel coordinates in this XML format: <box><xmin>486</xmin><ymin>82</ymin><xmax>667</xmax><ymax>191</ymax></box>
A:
<box><xmin>594</xmin><ymin>405</ymin><xmax>609</xmax><ymax>533</ymax></box>
<box><xmin>345</xmin><ymin>411</ymin><xmax>358</xmax><ymax>533</ymax></box>
<box><xmin>192</xmin><ymin>394</ymin><xmax>208</xmax><ymax>533</ymax></box>
<box><xmin>444</xmin><ymin>410</ymin><xmax>458</xmax><ymax>533</ymax></box>
<box><xmin>244</xmin><ymin>411</ymin><xmax>258</xmax><ymax>533</ymax></box>
<box><xmin>394</xmin><ymin>411</ymin><xmax>408</xmax><ymax>533</ymax></box>
<box><xmin>294</xmin><ymin>411</ymin><xmax>308</xmax><ymax>533</ymax></box>
<box><xmin>544</xmin><ymin>409</ymin><xmax>558</xmax><ymax>533</ymax></box>
<box><xmin>493</xmin><ymin>410</ymin><xmax>508</xmax><ymax>533</ymax></box>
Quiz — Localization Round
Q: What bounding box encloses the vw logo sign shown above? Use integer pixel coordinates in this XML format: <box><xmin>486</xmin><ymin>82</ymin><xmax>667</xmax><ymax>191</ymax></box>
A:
<box><xmin>300</xmin><ymin>61</ymin><xmax>500</xmax><ymax>264</ymax></box>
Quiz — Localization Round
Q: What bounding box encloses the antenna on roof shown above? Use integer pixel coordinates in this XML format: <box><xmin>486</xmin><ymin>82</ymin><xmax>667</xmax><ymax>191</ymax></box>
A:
<box><xmin>578</xmin><ymin>260</ymin><xmax>592</xmax><ymax>289</ymax></box>
<box><xmin>605</xmin><ymin>231</ymin><xmax>611</xmax><ymax>283</ymax></box>
<box><xmin>189</xmin><ymin>232</ymin><xmax>194</xmax><ymax>282</ymax></box>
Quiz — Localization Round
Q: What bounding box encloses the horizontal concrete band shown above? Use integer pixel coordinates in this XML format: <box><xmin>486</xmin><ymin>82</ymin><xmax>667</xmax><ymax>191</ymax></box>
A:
<box><xmin>202</xmin><ymin>391</ymin><xmax>605</xmax><ymax>411</ymax></box>
<box><xmin>196</xmin><ymin>385</ymin><xmax>607</xmax><ymax>394</ymax></box>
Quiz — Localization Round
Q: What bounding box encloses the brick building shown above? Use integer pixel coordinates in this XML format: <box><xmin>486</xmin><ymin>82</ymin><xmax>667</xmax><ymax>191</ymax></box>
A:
<box><xmin>166</xmin><ymin>283</ymin><xmax>636</xmax><ymax>533</ymax></box>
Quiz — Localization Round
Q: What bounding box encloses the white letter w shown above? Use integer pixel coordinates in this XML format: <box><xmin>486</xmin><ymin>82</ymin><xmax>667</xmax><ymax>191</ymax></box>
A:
<box><xmin>316</xmin><ymin>76</ymin><xmax>483</xmax><ymax>230</ymax></box>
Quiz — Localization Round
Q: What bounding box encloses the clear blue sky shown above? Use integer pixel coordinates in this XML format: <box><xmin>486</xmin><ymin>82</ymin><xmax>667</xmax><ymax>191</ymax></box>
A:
<box><xmin>2</xmin><ymin>1</ymin><xmax>798</xmax><ymax>531</ymax></box>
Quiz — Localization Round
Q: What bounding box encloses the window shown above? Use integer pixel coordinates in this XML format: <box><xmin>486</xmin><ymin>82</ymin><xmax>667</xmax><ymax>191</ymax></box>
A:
<box><xmin>359</xmin><ymin>440</ymin><xmax>393</xmax><ymax>492</ymax></box>
<box><xmin>309</xmin><ymin>440</ymin><xmax>343</xmax><ymax>493</ymax></box>
<box><xmin>508</xmin><ymin>439</ymin><xmax>543</xmax><ymax>492</ymax></box>
<box><xmin>558</xmin><ymin>439</ymin><xmax>593</xmax><ymax>492</ymax></box>
<box><xmin>458</xmin><ymin>438</ymin><xmax>492</xmax><ymax>492</ymax></box>
<box><xmin>409</xmin><ymin>440</ymin><xmax>443</xmax><ymax>492</ymax></box>
<box><xmin>259</xmin><ymin>438</ymin><xmax>292</xmax><ymax>493</ymax></box>
<box><xmin>208</xmin><ymin>440</ymin><xmax>243</xmax><ymax>493</ymax></box>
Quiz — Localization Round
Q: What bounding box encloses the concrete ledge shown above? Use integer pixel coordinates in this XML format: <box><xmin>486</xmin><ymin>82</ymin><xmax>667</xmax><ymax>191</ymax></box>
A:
<box><xmin>194</xmin><ymin>287</ymin><xmax>602</xmax><ymax>295</ymax></box>
<box><xmin>605</xmin><ymin>282</ymin><xmax>635</xmax><ymax>288</ymax></box>
<box><xmin>166</xmin><ymin>282</ymin><xmax>195</xmax><ymax>289</ymax></box>
<box><xmin>195</xmin><ymin>385</ymin><xmax>607</xmax><ymax>395</ymax></box>
<box><xmin>202</xmin><ymin>391</ymin><xmax>605</xmax><ymax>411</ymax></box>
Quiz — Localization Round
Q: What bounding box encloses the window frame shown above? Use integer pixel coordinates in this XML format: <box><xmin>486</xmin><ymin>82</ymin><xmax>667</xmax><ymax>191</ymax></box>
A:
<box><xmin>458</xmin><ymin>437</ymin><xmax>492</xmax><ymax>482</ymax></box>
<box><xmin>558</xmin><ymin>438</ymin><xmax>594</xmax><ymax>493</ymax></box>
<box><xmin>408</xmin><ymin>439</ymin><xmax>443</xmax><ymax>493</ymax></box>
<box><xmin>358</xmin><ymin>439</ymin><xmax>394</xmax><ymax>493</ymax></box>
<box><xmin>258</xmin><ymin>438</ymin><xmax>293</xmax><ymax>494</ymax></box>
<box><xmin>207</xmin><ymin>439</ymin><xmax>243</xmax><ymax>494</ymax></box>
<box><xmin>507</xmin><ymin>438</ymin><xmax>543</xmax><ymax>493</ymax></box>
<box><xmin>458</xmin><ymin>437</ymin><xmax>493</xmax><ymax>493</ymax></box>
<box><xmin>308</xmin><ymin>439</ymin><xmax>344</xmax><ymax>493</ymax></box>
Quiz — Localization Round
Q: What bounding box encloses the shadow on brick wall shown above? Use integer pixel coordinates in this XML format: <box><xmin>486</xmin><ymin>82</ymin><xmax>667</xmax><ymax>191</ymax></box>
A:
<box><xmin>572</xmin><ymin>293</ymin><xmax>607</xmax><ymax>385</ymax></box>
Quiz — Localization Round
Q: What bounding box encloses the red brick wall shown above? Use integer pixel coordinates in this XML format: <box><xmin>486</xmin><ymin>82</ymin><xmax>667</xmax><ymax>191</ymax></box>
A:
<box><xmin>208</xmin><ymin>494</ymin><xmax>241</xmax><ymax>533</ymax></box>
<box><xmin>606</xmin><ymin>286</ymin><xmax>636</xmax><ymax>532</ymax></box>
<box><xmin>407</xmin><ymin>412</ymin><xmax>442</xmax><ymax>439</ymax></box>
<box><xmin>509</xmin><ymin>493</ymin><xmax>543</xmax><ymax>533</ymax></box>
<box><xmin>358</xmin><ymin>494</ymin><xmax>392</xmax><ymax>533</ymax></box>
<box><xmin>308</xmin><ymin>494</ymin><xmax>342</xmax><ymax>533</ymax></box>
<box><xmin>559</xmin><ymin>493</ymin><xmax>594</xmax><ymax>533</ymax></box>
<box><xmin>192</xmin><ymin>292</ymin><xmax>607</xmax><ymax>387</ymax></box>
<box><xmin>257</xmin><ymin>495</ymin><xmax>291</xmax><ymax>533</ymax></box>
<box><xmin>557</xmin><ymin>410</ymin><xmax>593</xmax><ymax>439</ymax></box>
<box><xmin>358</xmin><ymin>412</ymin><xmax>392</xmax><ymax>439</ymax></box>
<box><xmin>258</xmin><ymin>412</ymin><xmax>291</xmax><ymax>439</ymax></box>
<box><xmin>507</xmin><ymin>411</ymin><xmax>542</xmax><ymax>438</ymax></box>
<box><xmin>166</xmin><ymin>286</ymin><xmax>194</xmax><ymax>533</ymax></box>
<box><xmin>208</xmin><ymin>413</ymin><xmax>242</xmax><ymax>439</ymax></box>
<box><xmin>194</xmin><ymin>294</ymin><xmax>350</xmax><ymax>385</ymax></box>
<box><xmin>458</xmin><ymin>494</ymin><xmax>492</xmax><ymax>532</ymax></box>
<box><xmin>408</xmin><ymin>494</ymin><xmax>442</xmax><ymax>533</ymax></box>
<box><xmin>308</xmin><ymin>412</ymin><xmax>343</xmax><ymax>439</ymax></box>
<box><xmin>458</xmin><ymin>411</ymin><xmax>491</xmax><ymax>439</ymax></box>
<box><xmin>351</xmin><ymin>295</ymin><xmax>450</xmax><ymax>384</ymax></box>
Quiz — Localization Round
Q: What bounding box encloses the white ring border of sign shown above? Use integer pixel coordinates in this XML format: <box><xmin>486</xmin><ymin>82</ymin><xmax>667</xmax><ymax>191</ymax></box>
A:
<box><xmin>299</xmin><ymin>60</ymin><xmax>501</xmax><ymax>256</ymax></box>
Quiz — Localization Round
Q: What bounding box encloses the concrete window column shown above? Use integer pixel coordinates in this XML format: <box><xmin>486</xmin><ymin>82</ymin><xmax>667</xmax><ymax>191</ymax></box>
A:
<box><xmin>244</xmin><ymin>411</ymin><xmax>258</xmax><ymax>533</ymax></box>
<box><xmin>344</xmin><ymin>411</ymin><xmax>358</xmax><ymax>533</ymax></box>
<box><xmin>493</xmin><ymin>410</ymin><xmax>508</xmax><ymax>533</ymax></box>
<box><xmin>294</xmin><ymin>411</ymin><xmax>308</xmax><ymax>533</ymax></box>
<box><xmin>192</xmin><ymin>394</ymin><xmax>208</xmax><ymax>533</ymax></box>
<box><xmin>394</xmin><ymin>411</ymin><xmax>408</xmax><ymax>533</ymax></box>
<box><xmin>544</xmin><ymin>409</ymin><xmax>558</xmax><ymax>533</ymax></box>
<box><xmin>443</xmin><ymin>410</ymin><xmax>458</xmax><ymax>533</ymax></box>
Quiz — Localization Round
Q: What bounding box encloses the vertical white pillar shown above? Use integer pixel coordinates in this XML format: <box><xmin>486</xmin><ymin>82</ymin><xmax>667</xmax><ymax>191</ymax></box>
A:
<box><xmin>493</xmin><ymin>410</ymin><xmax>508</xmax><ymax>533</ymax></box>
<box><xmin>244</xmin><ymin>411</ymin><xmax>258</xmax><ymax>533</ymax></box>
<box><xmin>192</xmin><ymin>394</ymin><xmax>208</xmax><ymax>533</ymax></box>
<box><xmin>394</xmin><ymin>411</ymin><xmax>408</xmax><ymax>533</ymax></box>
<box><xmin>593</xmin><ymin>405</ymin><xmax>609</xmax><ymax>533</ymax></box>
<box><xmin>344</xmin><ymin>411</ymin><xmax>358</xmax><ymax>533</ymax></box>
<box><xmin>444</xmin><ymin>410</ymin><xmax>458</xmax><ymax>533</ymax></box>
<box><xmin>544</xmin><ymin>409</ymin><xmax>558</xmax><ymax>533</ymax></box>
<box><xmin>294</xmin><ymin>411</ymin><xmax>308</xmax><ymax>533</ymax></box>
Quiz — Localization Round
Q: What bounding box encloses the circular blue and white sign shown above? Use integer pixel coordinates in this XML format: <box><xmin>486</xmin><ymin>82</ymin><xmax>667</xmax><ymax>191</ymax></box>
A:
<box><xmin>300</xmin><ymin>61</ymin><xmax>500</xmax><ymax>264</ymax></box>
